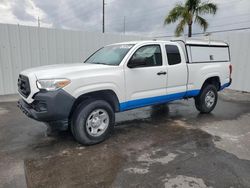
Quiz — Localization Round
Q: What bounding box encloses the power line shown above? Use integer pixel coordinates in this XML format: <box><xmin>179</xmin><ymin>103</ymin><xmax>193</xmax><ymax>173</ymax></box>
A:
<box><xmin>154</xmin><ymin>26</ymin><xmax>250</xmax><ymax>38</ymax></box>
<box><xmin>106</xmin><ymin>14</ymin><xmax>250</xmax><ymax>31</ymax></box>
<box><xmin>193</xmin><ymin>27</ymin><xmax>250</xmax><ymax>35</ymax></box>
<box><xmin>153</xmin><ymin>19</ymin><xmax>250</xmax><ymax>36</ymax></box>
<box><xmin>208</xmin><ymin>20</ymin><xmax>250</xmax><ymax>29</ymax></box>
<box><xmin>106</xmin><ymin>8</ymin><xmax>250</xmax><ymax>25</ymax></box>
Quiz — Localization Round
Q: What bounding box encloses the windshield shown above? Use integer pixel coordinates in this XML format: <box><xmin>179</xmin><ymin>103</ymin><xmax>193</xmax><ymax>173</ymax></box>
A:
<box><xmin>84</xmin><ymin>44</ymin><xmax>134</xmax><ymax>65</ymax></box>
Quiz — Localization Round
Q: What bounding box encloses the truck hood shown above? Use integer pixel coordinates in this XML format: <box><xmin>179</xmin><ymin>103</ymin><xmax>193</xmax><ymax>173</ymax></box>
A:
<box><xmin>21</xmin><ymin>63</ymin><xmax>116</xmax><ymax>79</ymax></box>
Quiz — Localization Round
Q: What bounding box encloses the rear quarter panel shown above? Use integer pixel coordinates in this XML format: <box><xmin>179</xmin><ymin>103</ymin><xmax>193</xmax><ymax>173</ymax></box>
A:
<box><xmin>187</xmin><ymin>62</ymin><xmax>231</xmax><ymax>91</ymax></box>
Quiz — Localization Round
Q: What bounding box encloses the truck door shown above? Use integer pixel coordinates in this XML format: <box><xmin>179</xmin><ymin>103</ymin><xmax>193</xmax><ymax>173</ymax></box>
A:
<box><xmin>164</xmin><ymin>44</ymin><xmax>188</xmax><ymax>96</ymax></box>
<box><xmin>122</xmin><ymin>44</ymin><xmax>167</xmax><ymax>110</ymax></box>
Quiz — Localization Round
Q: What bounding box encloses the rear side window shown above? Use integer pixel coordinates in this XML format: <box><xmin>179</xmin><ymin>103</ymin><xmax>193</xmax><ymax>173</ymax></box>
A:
<box><xmin>165</xmin><ymin>45</ymin><xmax>181</xmax><ymax>65</ymax></box>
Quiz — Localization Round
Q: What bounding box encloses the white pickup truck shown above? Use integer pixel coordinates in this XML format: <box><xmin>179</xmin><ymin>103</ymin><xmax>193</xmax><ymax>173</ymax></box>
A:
<box><xmin>17</xmin><ymin>39</ymin><xmax>232</xmax><ymax>145</ymax></box>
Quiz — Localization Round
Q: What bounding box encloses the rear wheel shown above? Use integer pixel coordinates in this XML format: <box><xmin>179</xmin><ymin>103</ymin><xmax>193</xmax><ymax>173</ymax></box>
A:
<box><xmin>71</xmin><ymin>99</ymin><xmax>115</xmax><ymax>145</ymax></box>
<box><xmin>195</xmin><ymin>84</ymin><xmax>218</xmax><ymax>113</ymax></box>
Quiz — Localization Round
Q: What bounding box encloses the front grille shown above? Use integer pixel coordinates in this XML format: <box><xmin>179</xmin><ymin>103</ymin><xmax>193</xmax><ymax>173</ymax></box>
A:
<box><xmin>18</xmin><ymin>75</ymin><xmax>31</xmax><ymax>98</ymax></box>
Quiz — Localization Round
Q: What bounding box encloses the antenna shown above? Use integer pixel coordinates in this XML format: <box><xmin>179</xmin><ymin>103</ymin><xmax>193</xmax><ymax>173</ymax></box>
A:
<box><xmin>102</xmin><ymin>0</ymin><xmax>105</xmax><ymax>33</ymax></box>
<box><xmin>204</xmin><ymin>32</ymin><xmax>211</xmax><ymax>43</ymax></box>
<box><xmin>123</xmin><ymin>16</ymin><xmax>126</xmax><ymax>34</ymax></box>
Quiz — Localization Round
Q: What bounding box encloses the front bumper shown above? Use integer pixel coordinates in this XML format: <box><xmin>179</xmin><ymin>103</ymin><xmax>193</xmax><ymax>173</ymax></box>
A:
<box><xmin>17</xmin><ymin>89</ymin><xmax>75</xmax><ymax>129</ymax></box>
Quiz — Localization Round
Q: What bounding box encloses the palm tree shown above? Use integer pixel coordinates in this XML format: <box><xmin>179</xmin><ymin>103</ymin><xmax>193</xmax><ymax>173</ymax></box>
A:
<box><xmin>164</xmin><ymin>0</ymin><xmax>217</xmax><ymax>37</ymax></box>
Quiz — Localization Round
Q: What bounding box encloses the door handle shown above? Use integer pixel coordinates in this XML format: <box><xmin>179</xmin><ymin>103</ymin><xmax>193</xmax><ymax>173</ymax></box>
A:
<box><xmin>157</xmin><ymin>71</ymin><xmax>167</xmax><ymax>75</ymax></box>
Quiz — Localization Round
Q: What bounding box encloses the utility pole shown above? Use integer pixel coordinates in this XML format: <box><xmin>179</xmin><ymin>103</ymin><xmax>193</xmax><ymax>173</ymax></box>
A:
<box><xmin>102</xmin><ymin>0</ymin><xmax>105</xmax><ymax>33</ymax></box>
<box><xmin>38</xmin><ymin>16</ymin><xmax>40</xmax><ymax>27</ymax></box>
<box><xmin>123</xmin><ymin>16</ymin><xmax>126</xmax><ymax>34</ymax></box>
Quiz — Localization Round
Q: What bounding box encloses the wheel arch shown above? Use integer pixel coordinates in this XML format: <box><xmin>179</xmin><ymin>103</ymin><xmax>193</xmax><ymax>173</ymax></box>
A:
<box><xmin>201</xmin><ymin>76</ymin><xmax>221</xmax><ymax>91</ymax></box>
<box><xmin>69</xmin><ymin>89</ymin><xmax>120</xmax><ymax>118</ymax></box>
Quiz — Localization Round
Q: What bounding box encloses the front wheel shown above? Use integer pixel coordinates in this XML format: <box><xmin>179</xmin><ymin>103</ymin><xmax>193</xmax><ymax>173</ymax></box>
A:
<box><xmin>195</xmin><ymin>84</ymin><xmax>218</xmax><ymax>113</ymax></box>
<box><xmin>71</xmin><ymin>99</ymin><xmax>115</xmax><ymax>145</ymax></box>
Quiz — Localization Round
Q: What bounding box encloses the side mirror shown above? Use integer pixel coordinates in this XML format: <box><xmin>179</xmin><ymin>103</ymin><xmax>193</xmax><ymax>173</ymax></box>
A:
<box><xmin>128</xmin><ymin>58</ymin><xmax>147</xmax><ymax>68</ymax></box>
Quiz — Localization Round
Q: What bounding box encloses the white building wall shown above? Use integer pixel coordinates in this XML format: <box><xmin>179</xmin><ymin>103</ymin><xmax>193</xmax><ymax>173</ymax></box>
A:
<box><xmin>0</xmin><ymin>24</ymin><xmax>147</xmax><ymax>95</ymax></box>
<box><xmin>210</xmin><ymin>32</ymin><xmax>250</xmax><ymax>92</ymax></box>
<box><xmin>0</xmin><ymin>24</ymin><xmax>249</xmax><ymax>95</ymax></box>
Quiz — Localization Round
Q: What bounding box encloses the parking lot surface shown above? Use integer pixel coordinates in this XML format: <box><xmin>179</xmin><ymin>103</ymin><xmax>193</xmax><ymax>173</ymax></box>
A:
<box><xmin>0</xmin><ymin>90</ymin><xmax>250</xmax><ymax>188</ymax></box>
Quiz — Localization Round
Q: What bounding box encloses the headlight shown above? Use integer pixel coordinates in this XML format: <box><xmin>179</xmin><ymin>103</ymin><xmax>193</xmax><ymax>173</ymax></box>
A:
<box><xmin>36</xmin><ymin>79</ymin><xmax>71</xmax><ymax>91</ymax></box>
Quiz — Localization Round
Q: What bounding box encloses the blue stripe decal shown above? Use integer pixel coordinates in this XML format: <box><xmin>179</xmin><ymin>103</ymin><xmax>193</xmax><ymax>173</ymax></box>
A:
<box><xmin>220</xmin><ymin>82</ymin><xmax>231</xmax><ymax>91</ymax></box>
<box><xmin>120</xmin><ymin>89</ymin><xmax>200</xmax><ymax>111</ymax></box>
<box><xmin>186</xmin><ymin>89</ymin><xmax>200</xmax><ymax>97</ymax></box>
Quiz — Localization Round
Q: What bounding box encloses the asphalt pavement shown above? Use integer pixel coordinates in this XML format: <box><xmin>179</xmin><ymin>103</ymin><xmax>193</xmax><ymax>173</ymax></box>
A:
<box><xmin>0</xmin><ymin>89</ymin><xmax>250</xmax><ymax>188</ymax></box>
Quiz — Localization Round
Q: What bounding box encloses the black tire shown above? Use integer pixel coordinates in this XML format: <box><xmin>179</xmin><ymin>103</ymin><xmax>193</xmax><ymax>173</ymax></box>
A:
<box><xmin>71</xmin><ymin>99</ymin><xmax>115</xmax><ymax>145</ymax></box>
<box><xmin>195</xmin><ymin>84</ymin><xmax>218</xmax><ymax>113</ymax></box>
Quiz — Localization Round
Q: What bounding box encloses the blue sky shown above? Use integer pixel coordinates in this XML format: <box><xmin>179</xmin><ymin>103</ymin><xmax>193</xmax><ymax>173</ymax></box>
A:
<box><xmin>0</xmin><ymin>0</ymin><xmax>249</xmax><ymax>37</ymax></box>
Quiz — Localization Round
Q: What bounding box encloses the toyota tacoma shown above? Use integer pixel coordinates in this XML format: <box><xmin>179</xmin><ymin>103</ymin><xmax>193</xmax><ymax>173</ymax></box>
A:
<box><xmin>17</xmin><ymin>39</ymin><xmax>232</xmax><ymax>145</ymax></box>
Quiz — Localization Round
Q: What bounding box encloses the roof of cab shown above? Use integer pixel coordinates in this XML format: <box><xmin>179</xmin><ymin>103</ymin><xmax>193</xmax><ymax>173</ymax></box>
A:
<box><xmin>108</xmin><ymin>40</ymin><xmax>159</xmax><ymax>45</ymax></box>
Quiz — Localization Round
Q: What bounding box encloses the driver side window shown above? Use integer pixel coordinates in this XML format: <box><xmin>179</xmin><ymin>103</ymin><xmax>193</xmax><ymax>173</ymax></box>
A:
<box><xmin>129</xmin><ymin>45</ymin><xmax>162</xmax><ymax>68</ymax></box>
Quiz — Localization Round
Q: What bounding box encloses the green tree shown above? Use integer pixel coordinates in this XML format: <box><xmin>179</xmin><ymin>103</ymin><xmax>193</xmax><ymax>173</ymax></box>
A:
<box><xmin>164</xmin><ymin>0</ymin><xmax>217</xmax><ymax>37</ymax></box>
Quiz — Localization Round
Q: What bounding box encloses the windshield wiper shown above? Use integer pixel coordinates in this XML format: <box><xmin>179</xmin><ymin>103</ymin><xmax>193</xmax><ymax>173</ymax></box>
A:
<box><xmin>92</xmin><ymin>62</ymin><xmax>115</xmax><ymax>66</ymax></box>
<box><xmin>85</xmin><ymin>62</ymin><xmax>116</xmax><ymax>66</ymax></box>
<box><xmin>93</xmin><ymin>62</ymin><xmax>107</xmax><ymax>65</ymax></box>
<box><xmin>84</xmin><ymin>62</ymin><xmax>106</xmax><ymax>65</ymax></box>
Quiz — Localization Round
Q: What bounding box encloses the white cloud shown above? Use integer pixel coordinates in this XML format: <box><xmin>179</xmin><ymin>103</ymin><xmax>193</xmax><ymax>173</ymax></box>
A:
<box><xmin>0</xmin><ymin>0</ymin><xmax>52</xmax><ymax>27</ymax></box>
<box><xmin>0</xmin><ymin>0</ymin><xmax>249</xmax><ymax>36</ymax></box>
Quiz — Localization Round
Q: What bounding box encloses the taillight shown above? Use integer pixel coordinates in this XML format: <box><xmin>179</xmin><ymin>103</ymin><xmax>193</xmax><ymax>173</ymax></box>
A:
<box><xmin>229</xmin><ymin>64</ymin><xmax>232</xmax><ymax>78</ymax></box>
